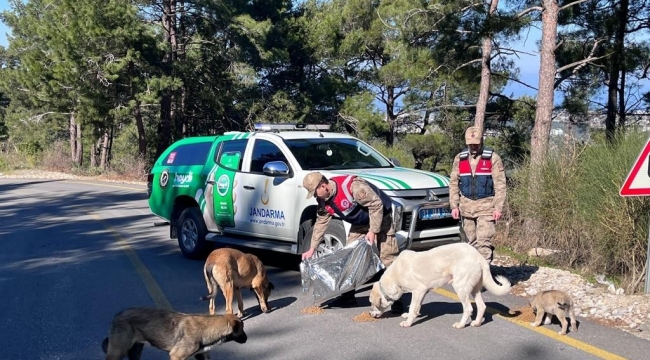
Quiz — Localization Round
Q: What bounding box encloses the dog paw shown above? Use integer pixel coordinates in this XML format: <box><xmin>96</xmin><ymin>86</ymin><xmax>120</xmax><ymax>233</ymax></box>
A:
<box><xmin>543</xmin><ymin>317</ymin><xmax>552</xmax><ymax>325</ymax></box>
<box><xmin>530</xmin><ymin>322</ymin><xmax>538</xmax><ymax>327</ymax></box>
<box><xmin>558</xmin><ymin>331</ymin><xmax>567</xmax><ymax>335</ymax></box>
<box><xmin>470</xmin><ymin>318</ymin><xmax>484</xmax><ymax>327</ymax></box>
<box><xmin>399</xmin><ymin>321</ymin><xmax>412</xmax><ymax>328</ymax></box>
<box><xmin>452</xmin><ymin>322</ymin><xmax>466</xmax><ymax>329</ymax></box>
<box><xmin>400</xmin><ymin>313</ymin><xmax>409</xmax><ymax>319</ymax></box>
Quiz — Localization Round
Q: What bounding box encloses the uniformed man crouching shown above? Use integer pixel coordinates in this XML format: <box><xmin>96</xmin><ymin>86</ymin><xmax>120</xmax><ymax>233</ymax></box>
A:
<box><xmin>302</xmin><ymin>172</ymin><xmax>403</xmax><ymax>312</ymax></box>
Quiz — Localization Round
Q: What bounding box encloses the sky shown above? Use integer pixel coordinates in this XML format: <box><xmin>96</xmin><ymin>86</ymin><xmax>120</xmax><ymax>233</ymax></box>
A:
<box><xmin>0</xmin><ymin>0</ymin><xmax>541</xmax><ymax>97</ymax></box>
<box><xmin>0</xmin><ymin>0</ymin><xmax>9</xmax><ymax>48</ymax></box>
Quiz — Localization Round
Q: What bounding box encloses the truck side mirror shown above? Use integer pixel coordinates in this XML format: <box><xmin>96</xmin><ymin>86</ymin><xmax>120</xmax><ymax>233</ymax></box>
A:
<box><xmin>263</xmin><ymin>161</ymin><xmax>290</xmax><ymax>177</ymax></box>
<box><xmin>389</xmin><ymin>157</ymin><xmax>401</xmax><ymax>167</ymax></box>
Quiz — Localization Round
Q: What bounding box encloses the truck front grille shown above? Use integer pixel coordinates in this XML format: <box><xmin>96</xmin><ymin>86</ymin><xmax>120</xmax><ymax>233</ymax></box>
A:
<box><xmin>401</xmin><ymin>212</ymin><xmax>460</xmax><ymax>232</ymax></box>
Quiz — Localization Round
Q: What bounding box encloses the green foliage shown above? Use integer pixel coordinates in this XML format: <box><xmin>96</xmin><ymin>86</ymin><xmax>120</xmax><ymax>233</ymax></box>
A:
<box><xmin>403</xmin><ymin>132</ymin><xmax>451</xmax><ymax>172</ymax></box>
<box><xmin>365</xmin><ymin>139</ymin><xmax>415</xmax><ymax>169</ymax></box>
<box><xmin>506</xmin><ymin>132</ymin><xmax>650</xmax><ymax>293</ymax></box>
<box><xmin>489</xmin><ymin>96</ymin><xmax>536</xmax><ymax>166</ymax></box>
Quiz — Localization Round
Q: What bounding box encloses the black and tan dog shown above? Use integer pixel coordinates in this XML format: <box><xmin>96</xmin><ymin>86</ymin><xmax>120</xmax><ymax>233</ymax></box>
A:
<box><xmin>101</xmin><ymin>307</ymin><xmax>247</xmax><ymax>360</ymax></box>
<box><xmin>201</xmin><ymin>248</ymin><xmax>274</xmax><ymax>317</ymax></box>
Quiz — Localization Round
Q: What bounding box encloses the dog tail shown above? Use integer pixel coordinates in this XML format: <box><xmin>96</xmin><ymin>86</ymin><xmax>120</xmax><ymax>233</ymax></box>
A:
<box><xmin>101</xmin><ymin>337</ymin><xmax>108</xmax><ymax>354</ymax></box>
<box><xmin>201</xmin><ymin>263</ymin><xmax>218</xmax><ymax>301</ymax></box>
<box><xmin>480</xmin><ymin>257</ymin><xmax>511</xmax><ymax>296</ymax></box>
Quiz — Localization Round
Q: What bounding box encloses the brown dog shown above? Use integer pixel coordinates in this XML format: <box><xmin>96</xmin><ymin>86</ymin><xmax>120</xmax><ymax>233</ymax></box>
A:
<box><xmin>201</xmin><ymin>248</ymin><xmax>274</xmax><ymax>317</ymax></box>
<box><xmin>529</xmin><ymin>290</ymin><xmax>578</xmax><ymax>335</ymax></box>
<box><xmin>101</xmin><ymin>307</ymin><xmax>247</xmax><ymax>360</ymax></box>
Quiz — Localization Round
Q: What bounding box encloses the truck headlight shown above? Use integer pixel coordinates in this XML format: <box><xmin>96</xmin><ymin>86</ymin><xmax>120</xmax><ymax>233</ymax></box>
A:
<box><xmin>392</xmin><ymin>204</ymin><xmax>403</xmax><ymax>230</ymax></box>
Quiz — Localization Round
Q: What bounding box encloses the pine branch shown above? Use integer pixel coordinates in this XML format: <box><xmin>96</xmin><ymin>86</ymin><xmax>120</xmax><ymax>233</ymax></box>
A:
<box><xmin>454</xmin><ymin>58</ymin><xmax>482</xmax><ymax>71</ymax></box>
<box><xmin>516</xmin><ymin>6</ymin><xmax>543</xmax><ymax>19</ymax></box>
<box><xmin>554</xmin><ymin>40</ymin><xmax>607</xmax><ymax>88</ymax></box>
<box><xmin>559</xmin><ymin>0</ymin><xmax>590</xmax><ymax>11</ymax></box>
<box><xmin>492</xmin><ymin>72</ymin><xmax>538</xmax><ymax>91</ymax></box>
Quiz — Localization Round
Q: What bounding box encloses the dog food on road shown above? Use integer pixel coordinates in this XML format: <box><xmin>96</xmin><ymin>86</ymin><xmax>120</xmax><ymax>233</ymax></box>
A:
<box><xmin>511</xmin><ymin>306</ymin><xmax>536</xmax><ymax>323</ymax></box>
<box><xmin>353</xmin><ymin>312</ymin><xmax>378</xmax><ymax>322</ymax></box>
<box><xmin>301</xmin><ymin>305</ymin><xmax>325</xmax><ymax>314</ymax></box>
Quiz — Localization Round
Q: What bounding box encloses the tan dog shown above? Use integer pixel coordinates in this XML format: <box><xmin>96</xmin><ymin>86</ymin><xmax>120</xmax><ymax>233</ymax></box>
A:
<box><xmin>530</xmin><ymin>290</ymin><xmax>578</xmax><ymax>335</ymax></box>
<box><xmin>369</xmin><ymin>243</ymin><xmax>511</xmax><ymax>328</ymax></box>
<box><xmin>201</xmin><ymin>248</ymin><xmax>274</xmax><ymax>317</ymax></box>
<box><xmin>101</xmin><ymin>307</ymin><xmax>247</xmax><ymax>360</ymax></box>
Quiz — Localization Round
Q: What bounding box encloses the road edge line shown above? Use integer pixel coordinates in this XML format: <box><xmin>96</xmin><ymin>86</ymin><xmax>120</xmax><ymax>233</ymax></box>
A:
<box><xmin>433</xmin><ymin>288</ymin><xmax>627</xmax><ymax>360</ymax></box>
<box><xmin>92</xmin><ymin>214</ymin><xmax>173</xmax><ymax>310</ymax></box>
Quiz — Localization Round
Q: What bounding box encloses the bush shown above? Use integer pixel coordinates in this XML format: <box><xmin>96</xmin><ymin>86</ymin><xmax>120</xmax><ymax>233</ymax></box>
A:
<box><xmin>504</xmin><ymin>132</ymin><xmax>650</xmax><ymax>293</ymax></box>
<box><xmin>40</xmin><ymin>141</ymin><xmax>72</xmax><ymax>171</ymax></box>
<box><xmin>365</xmin><ymin>139</ymin><xmax>415</xmax><ymax>169</ymax></box>
<box><xmin>0</xmin><ymin>140</ymin><xmax>40</xmax><ymax>171</ymax></box>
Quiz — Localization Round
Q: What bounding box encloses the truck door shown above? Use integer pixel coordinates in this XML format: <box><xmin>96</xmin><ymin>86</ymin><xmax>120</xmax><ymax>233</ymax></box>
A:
<box><xmin>207</xmin><ymin>139</ymin><xmax>248</xmax><ymax>228</ymax></box>
<box><xmin>234</xmin><ymin>138</ymin><xmax>297</xmax><ymax>240</ymax></box>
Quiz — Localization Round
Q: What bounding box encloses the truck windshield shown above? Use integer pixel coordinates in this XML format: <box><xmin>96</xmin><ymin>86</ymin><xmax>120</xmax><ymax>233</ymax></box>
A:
<box><xmin>284</xmin><ymin>138</ymin><xmax>393</xmax><ymax>170</ymax></box>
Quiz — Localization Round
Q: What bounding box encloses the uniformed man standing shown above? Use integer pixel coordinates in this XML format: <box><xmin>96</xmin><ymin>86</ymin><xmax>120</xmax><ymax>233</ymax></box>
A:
<box><xmin>302</xmin><ymin>172</ymin><xmax>402</xmax><ymax>310</ymax></box>
<box><xmin>449</xmin><ymin>126</ymin><xmax>507</xmax><ymax>263</ymax></box>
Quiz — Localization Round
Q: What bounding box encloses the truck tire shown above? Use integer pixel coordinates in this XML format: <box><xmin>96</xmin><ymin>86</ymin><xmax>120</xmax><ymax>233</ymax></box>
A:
<box><xmin>299</xmin><ymin>218</ymin><xmax>347</xmax><ymax>259</ymax></box>
<box><xmin>177</xmin><ymin>207</ymin><xmax>211</xmax><ymax>260</ymax></box>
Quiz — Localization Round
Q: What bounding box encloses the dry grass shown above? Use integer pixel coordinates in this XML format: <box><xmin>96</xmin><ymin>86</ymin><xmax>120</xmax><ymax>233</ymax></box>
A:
<box><xmin>40</xmin><ymin>141</ymin><xmax>72</xmax><ymax>172</ymax></box>
<box><xmin>502</xmin><ymin>133</ymin><xmax>650</xmax><ymax>294</ymax></box>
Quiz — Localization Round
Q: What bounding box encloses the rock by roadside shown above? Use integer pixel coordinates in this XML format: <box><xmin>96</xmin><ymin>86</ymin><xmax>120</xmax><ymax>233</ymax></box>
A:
<box><xmin>2</xmin><ymin>169</ymin><xmax>650</xmax><ymax>340</ymax></box>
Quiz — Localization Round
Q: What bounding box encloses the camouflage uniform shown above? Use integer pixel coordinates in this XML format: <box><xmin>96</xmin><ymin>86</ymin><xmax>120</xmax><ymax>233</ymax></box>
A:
<box><xmin>449</xmin><ymin>127</ymin><xmax>507</xmax><ymax>262</ymax></box>
<box><xmin>309</xmin><ymin>177</ymin><xmax>399</xmax><ymax>267</ymax></box>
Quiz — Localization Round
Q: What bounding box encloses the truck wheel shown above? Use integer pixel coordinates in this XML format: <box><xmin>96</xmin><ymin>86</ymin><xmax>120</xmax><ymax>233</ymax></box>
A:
<box><xmin>299</xmin><ymin>219</ymin><xmax>347</xmax><ymax>259</ymax></box>
<box><xmin>177</xmin><ymin>207</ymin><xmax>211</xmax><ymax>260</ymax></box>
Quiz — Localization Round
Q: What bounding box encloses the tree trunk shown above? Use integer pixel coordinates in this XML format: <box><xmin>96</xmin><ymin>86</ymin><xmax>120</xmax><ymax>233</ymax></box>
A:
<box><xmin>74</xmin><ymin>122</ymin><xmax>83</xmax><ymax>166</ymax></box>
<box><xmin>605</xmin><ymin>0</ymin><xmax>628</xmax><ymax>142</ymax></box>
<box><xmin>156</xmin><ymin>0</ymin><xmax>177</xmax><ymax>158</ymax></box>
<box><xmin>474</xmin><ymin>0</ymin><xmax>499</xmax><ymax>132</ymax></box>
<box><xmin>100</xmin><ymin>129</ymin><xmax>110</xmax><ymax>170</ymax></box>
<box><xmin>385</xmin><ymin>86</ymin><xmax>395</xmax><ymax>146</ymax></box>
<box><xmin>90</xmin><ymin>136</ymin><xmax>102</xmax><ymax>168</ymax></box>
<box><xmin>134</xmin><ymin>101</ymin><xmax>147</xmax><ymax>158</ymax></box>
<box><xmin>157</xmin><ymin>95</ymin><xmax>173</xmax><ymax>158</ymax></box>
<box><xmin>606</xmin><ymin>66</ymin><xmax>619</xmax><ymax>142</ymax></box>
<box><xmin>69</xmin><ymin>112</ymin><xmax>83</xmax><ymax>166</ymax></box>
<box><xmin>616</xmin><ymin>0</ymin><xmax>629</xmax><ymax>131</ymax></box>
<box><xmin>528</xmin><ymin>0</ymin><xmax>559</xmax><ymax>239</ymax></box>
<box><xmin>69</xmin><ymin>112</ymin><xmax>77</xmax><ymax>163</ymax></box>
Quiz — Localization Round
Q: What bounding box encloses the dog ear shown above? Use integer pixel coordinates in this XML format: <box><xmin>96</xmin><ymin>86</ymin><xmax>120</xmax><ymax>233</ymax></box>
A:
<box><xmin>382</xmin><ymin>278</ymin><xmax>401</xmax><ymax>299</ymax></box>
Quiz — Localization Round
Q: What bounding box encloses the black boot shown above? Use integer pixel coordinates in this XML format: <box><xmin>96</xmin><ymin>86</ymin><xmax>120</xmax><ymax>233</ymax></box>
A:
<box><xmin>328</xmin><ymin>290</ymin><xmax>358</xmax><ymax>308</ymax></box>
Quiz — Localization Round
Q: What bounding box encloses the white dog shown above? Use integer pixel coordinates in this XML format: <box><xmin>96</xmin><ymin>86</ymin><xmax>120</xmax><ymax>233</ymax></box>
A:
<box><xmin>368</xmin><ymin>242</ymin><xmax>511</xmax><ymax>328</ymax></box>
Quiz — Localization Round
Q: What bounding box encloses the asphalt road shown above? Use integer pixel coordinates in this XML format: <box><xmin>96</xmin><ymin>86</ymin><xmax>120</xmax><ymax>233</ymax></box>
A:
<box><xmin>0</xmin><ymin>178</ymin><xmax>647</xmax><ymax>360</ymax></box>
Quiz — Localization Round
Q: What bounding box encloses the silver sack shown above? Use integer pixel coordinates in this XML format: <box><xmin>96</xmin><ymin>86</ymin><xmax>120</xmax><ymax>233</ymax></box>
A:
<box><xmin>300</xmin><ymin>238</ymin><xmax>385</xmax><ymax>305</ymax></box>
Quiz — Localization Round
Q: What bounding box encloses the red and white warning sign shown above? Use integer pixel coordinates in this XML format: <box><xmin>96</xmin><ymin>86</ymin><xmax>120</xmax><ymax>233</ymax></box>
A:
<box><xmin>620</xmin><ymin>137</ymin><xmax>650</xmax><ymax>197</ymax></box>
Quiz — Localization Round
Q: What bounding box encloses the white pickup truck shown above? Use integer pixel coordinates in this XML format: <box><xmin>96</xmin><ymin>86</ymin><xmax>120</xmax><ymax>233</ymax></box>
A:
<box><xmin>147</xmin><ymin>123</ymin><xmax>461</xmax><ymax>259</ymax></box>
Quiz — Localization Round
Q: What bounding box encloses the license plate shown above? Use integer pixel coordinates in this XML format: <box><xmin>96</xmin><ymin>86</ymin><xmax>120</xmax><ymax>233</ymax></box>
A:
<box><xmin>418</xmin><ymin>207</ymin><xmax>451</xmax><ymax>220</ymax></box>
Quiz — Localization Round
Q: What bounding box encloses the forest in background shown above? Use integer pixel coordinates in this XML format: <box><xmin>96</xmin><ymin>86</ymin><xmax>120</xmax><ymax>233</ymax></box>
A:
<box><xmin>1</xmin><ymin>0</ymin><xmax>650</xmax><ymax>292</ymax></box>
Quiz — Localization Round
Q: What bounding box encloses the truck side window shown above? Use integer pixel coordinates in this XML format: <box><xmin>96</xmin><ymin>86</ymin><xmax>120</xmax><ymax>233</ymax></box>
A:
<box><xmin>216</xmin><ymin>140</ymin><xmax>247</xmax><ymax>171</ymax></box>
<box><xmin>249</xmin><ymin>140</ymin><xmax>289</xmax><ymax>173</ymax></box>
<box><xmin>163</xmin><ymin>142</ymin><xmax>213</xmax><ymax>165</ymax></box>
